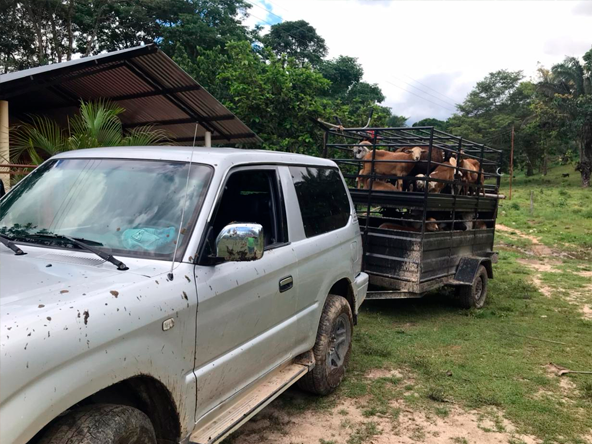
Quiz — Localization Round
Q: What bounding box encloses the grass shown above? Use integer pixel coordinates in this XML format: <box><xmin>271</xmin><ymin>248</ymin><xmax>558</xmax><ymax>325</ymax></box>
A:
<box><xmin>346</xmin><ymin>421</ymin><xmax>381</xmax><ymax>444</ymax></box>
<box><xmin>331</xmin><ymin>163</ymin><xmax>591</xmax><ymax>442</ymax></box>
<box><xmin>341</xmin><ymin>247</ymin><xmax>592</xmax><ymax>442</ymax></box>
<box><xmin>497</xmin><ymin>163</ymin><xmax>592</xmax><ymax>256</ymax></box>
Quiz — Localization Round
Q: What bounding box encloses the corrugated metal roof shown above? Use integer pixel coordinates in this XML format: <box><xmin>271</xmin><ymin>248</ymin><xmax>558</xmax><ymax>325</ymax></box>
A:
<box><xmin>0</xmin><ymin>44</ymin><xmax>261</xmax><ymax>145</ymax></box>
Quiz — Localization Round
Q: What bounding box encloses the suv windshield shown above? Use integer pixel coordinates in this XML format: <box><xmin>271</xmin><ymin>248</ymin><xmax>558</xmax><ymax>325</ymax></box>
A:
<box><xmin>0</xmin><ymin>158</ymin><xmax>212</xmax><ymax>260</ymax></box>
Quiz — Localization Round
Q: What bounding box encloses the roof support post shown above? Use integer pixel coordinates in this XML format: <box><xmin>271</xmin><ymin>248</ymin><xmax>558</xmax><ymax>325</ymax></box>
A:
<box><xmin>0</xmin><ymin>100</ymin><xmax>9</xmax><ymax>192</ymax></box>
<box><xmin>205</xmin><ymin>131</ymin><xmax>212</xmax><ymax>148</ymax></box>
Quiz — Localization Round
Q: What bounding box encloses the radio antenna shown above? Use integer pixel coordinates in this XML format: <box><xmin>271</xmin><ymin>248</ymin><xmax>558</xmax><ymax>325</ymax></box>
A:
<box><xmin>168</xmin><ymin>124</ymin><xmax>198</xmax><ymax>280</ymax></box>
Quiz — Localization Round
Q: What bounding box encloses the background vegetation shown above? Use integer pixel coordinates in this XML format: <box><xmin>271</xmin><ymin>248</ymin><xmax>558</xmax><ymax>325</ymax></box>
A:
<box><xmin>1</xmin><ymin>1</ymin><xmax>591</xmax><ymax>186</ymax></box>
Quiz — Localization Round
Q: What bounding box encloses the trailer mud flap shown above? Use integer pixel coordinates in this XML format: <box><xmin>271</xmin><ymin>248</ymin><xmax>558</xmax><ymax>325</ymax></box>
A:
<box><xmin>454</xmin><ymin>257</ymin><xmax>493</xmax><ymax>285</ymax></box>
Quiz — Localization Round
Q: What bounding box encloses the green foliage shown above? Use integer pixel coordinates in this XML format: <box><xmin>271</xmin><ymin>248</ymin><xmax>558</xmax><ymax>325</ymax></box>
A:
<box><xmin>457</xmin><ymin>70</ymin><xmax>526</xmax><ymax>117</ymax></box>
<box><xmin>447</xmin><ymin>71</ymin><xmax>538</xmax><ymax>174</ymax></box>
<box><xmin>0</xmin><ymin>0</ymin><xmax>250</xmax><ymax>72</ymax></box>
<box><xmin>11</xmin><ymin>100</ymin><xmax>168</xmax><ymax>163</ymax></box>
<box><xmin>387</xmin><ymin>115</ymin><xmax>409</xmax><ymax>127</ymax></box>
<box><xmin>412</xmin><ymin>117</ymin><xmax>447</xmax><ymax>131</ymax></box>
<box><xmin>537</xmin><ymin>47</ymin><xmax>592</xmax><ymax>186</ymax></box>
<box><xmin>263</xmin><ymin>20</ymin><xmax>327</xmax><ymax>67</ymax></box>
<box><xmin>158</xmin><ymin>0</ymin><xmax>252</xmax><ymax>59</ymax></box>
<box><xmin>208</xmin><ymin>41</ymin><xmax>329</xmax><ymax>153</ymax></box>
<box><xmin>3</xmin><ymin>1</ymin><xmax>399</xmax><ymax>159</ymax></box>
<box><xmin>318</xmin><ymin>56</ymin><xmax>364</xmax><ymax>98</ymax></box>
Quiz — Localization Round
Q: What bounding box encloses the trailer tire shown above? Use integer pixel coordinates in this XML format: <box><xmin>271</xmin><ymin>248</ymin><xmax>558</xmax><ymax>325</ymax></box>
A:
<box><xmin>457</xmin><ymin>265</ymin><xmax>488</xmax><ymax>309</ymax></box>
<box><xmin>298</xmin><ymin>294</ymin><xmax>353</xmax><ymax>395</ymax></box>
<box><xmin>36</xmin><ymin>404</ymin><xmax>157</xmax><ymax>444</ymax></box>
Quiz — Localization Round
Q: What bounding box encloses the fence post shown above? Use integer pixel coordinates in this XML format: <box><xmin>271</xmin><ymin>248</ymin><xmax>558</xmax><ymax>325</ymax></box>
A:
<box><xmin>530</xmin><ymin>191</ymin><xmax>534</xmax><ymax>215</ymax></box>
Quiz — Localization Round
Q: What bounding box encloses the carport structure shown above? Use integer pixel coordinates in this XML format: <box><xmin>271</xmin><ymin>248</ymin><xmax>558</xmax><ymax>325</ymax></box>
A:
<box><xmin>0</xmin><ymin>44</ymin><xmax>260</xmax><ymax>190</ymax></box>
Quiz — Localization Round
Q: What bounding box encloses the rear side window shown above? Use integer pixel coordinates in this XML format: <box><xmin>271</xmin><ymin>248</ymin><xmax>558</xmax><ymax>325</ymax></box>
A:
<box><xmin>289</xmin><ymin>166</ymin><xmax>351</xmax><ymax>238</ymax></box>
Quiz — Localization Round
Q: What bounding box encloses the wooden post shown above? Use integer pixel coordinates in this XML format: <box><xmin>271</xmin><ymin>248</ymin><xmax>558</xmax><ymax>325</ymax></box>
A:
<box><xmin>0</xmin><ymin>100</ymin><xmax>9</xmax><ymax>192</ymax></box>
<box><xmin>509</xmin><ymin>125</ymin><xmax>514</xmax><ymax>200</ymax></box>
<box><xmin>530</xmin><ymin>190</ymin><xmax>534</xmax><ymax>215</ymax></box>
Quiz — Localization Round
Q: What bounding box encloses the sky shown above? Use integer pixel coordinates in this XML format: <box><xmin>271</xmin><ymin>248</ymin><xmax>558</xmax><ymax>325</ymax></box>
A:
<box><xmin>244</xmin><ymin>0</ymin><xmax>592</xmax><ymax>124</ymax></box>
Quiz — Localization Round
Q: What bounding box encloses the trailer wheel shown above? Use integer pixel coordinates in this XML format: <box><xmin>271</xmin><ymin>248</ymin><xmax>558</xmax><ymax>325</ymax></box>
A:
<box><xmin>37</xmin><ymin>404</ymin><xmax>157</xmax><ymax>444</ymax></box>
<box><xmin>298</xmin><ymin>294</ymin><xmax>353</xmax><ymax>395</ymax></box>
<box><xmin>457</xmin><ymin>265</ymin><xmax>488</xmax><ymax>309</ymax></box>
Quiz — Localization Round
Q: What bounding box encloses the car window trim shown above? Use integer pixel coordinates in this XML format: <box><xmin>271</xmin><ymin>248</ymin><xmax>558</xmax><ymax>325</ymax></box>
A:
<box><xmin>289</xmin><ymin>165</ymin><xmax>352</xmax><ymax>239</ymax></box>
<box><xmin>196</xmin><ymin>165</ymin><xmax>289</xmax><ymax>265</ymax></box>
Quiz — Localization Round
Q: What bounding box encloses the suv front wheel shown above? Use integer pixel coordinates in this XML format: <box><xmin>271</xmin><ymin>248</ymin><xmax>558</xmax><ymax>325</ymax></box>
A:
<box><xmin>37</xmin><ymin>404</ymin><xmax>157</xmax><ymax>444</ymax></box>
<box><xmin>298</xmin><ymin>294</ymin><xmax>353</xmax><ymax>395</ymax></box>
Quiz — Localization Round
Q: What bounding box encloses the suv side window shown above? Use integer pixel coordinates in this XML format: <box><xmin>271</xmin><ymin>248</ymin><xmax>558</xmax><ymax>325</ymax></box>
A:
<box><xmin>289</xmin><ymin>166</ymin><xmax>350</xmax><ymax>238</ymax></box>
<box><xmin>210</xmin><ymin>168</ymin><xmax>288</xmax><ymax>250</ymax></box>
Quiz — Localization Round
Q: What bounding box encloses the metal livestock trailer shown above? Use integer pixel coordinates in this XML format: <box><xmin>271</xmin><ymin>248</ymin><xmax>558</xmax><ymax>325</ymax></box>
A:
<box><xmin>321</xmin><ymin>124</ymin><xmax>503</xmax><ymax>308</ymax></box>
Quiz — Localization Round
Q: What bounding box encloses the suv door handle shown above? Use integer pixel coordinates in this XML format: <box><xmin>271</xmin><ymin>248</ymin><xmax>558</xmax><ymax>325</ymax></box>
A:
<box><xmin>279</xmin><ymin>276</ymin><xmax>293</xmax><ymax>293</ymax></box>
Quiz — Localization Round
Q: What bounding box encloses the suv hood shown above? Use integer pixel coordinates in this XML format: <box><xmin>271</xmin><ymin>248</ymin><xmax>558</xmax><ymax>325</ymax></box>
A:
<box><xmin>0</xmin><ymin>246</ymin><xmax>171</xmax><ymax>307</ymax></box>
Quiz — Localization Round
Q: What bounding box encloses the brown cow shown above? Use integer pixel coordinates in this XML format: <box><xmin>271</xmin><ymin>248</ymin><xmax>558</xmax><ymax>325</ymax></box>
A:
<box><xmin>459</xmin><ymin>157</ymin><xmax>485</xmax><ymax>196</ymax></box>
<box><xmin>415</xmin><ymin>157</ymin><xmax>458</xmax><ymax>193</ymax></box>
<box><xmin>397</xmin><ymin>146</ymin><xmax>445</xmax><ymax>175</ymax></box>
<box><xmin>357</xmin><ymin>147</ymin><xmax>422</xmax><ymax>190</ymax></box>
<box><xmin>365</xmin><ymin>180</ymin><xmax>398</xmax><ymax>191</ymax></box>
<box><xmin>379</xmin><ymin>217</ymin><xmax>440</xmax><ymax>232</ymax></box>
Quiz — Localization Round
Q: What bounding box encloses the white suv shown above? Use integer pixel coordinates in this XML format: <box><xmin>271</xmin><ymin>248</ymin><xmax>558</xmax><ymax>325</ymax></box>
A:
<box><xmin>0</xmin><ymin>147</ymin><xmax>368</xmax><ymax>444</ymax></box>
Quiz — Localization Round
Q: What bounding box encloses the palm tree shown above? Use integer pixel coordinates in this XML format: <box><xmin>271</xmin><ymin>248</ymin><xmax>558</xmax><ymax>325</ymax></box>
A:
<box><xmin>538</xmin><ymin>49</ymin><xmax>592</xmax><ymax>187</ymax></box>
<box><xmin>10</xmin><ymin>100</ymin><xmax>169</xmax><ymax>164</ymax></box>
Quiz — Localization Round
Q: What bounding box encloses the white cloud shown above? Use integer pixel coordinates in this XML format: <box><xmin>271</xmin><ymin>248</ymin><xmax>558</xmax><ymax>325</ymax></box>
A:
<box><xmin>248</xmin><ymin>0</ymin><xmax>591</xmax><ymax>123</ymax></box>
<box><xmin>544</xmin><ymin>36</ymin><xmax>591</xmax><ymax>57</ymax></box>
<box><xmin>573</xmin><ymin>1</ymin><xmax>592</xmax><ymax>16</ymax></box>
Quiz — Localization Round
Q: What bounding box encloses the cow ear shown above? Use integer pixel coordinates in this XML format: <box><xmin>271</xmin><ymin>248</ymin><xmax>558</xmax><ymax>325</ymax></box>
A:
<box><xmin>450</xmin><ymin>157</ymin><xmax>457</xmax><ymax>167</ymax></box>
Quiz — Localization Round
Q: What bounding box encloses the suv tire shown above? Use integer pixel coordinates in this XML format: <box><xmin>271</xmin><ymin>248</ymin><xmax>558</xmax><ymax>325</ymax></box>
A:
<box><xmin>456</xmin><ymin>265</ymin><xmax>488</xmax><ymax>309</ymax></box>
<box><xmin>37</xmin><ymin>404</ymin><xmax>157</xmax><ymax>444</ymax></box>
<box><xmin>298</xmin><ymin>294</ymin><xmax>353</xmax><ymax>395</ymax></box>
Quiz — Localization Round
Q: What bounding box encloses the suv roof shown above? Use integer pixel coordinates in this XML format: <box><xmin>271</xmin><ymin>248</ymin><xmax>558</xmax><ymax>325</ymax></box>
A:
<box><xmin>54</xmin><ymin>146</ymin><xmax>336</xmax><ymax>169</ymax></box>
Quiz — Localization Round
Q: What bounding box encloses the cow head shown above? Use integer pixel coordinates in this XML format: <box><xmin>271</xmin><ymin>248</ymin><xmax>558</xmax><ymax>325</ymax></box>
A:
<box><xmin>410</xmin><ymin>146</ymin><xmax>423</xmax><ymax>161</ymax></box>
<box><xmin>415</xmin><ymin>174</ymin><xmax>426</xmax><ymax>190</ymax></box>
<box><xmin>352</xmin><ymin>140</ymin><xmax>372</xmax><ymax>159</ymax></box>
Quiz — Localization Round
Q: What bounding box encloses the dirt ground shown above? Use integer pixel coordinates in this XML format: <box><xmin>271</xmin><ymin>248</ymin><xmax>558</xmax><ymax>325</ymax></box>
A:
<box><xmin>498</xmin><ymin>224</ymin><xmax>592</xmax><ymax>320</ymax></box>
<box><xmin>225</xmin><ymin>224</ymin><xmax>592</xmax><ymax>444</ymax></box>
<box><xmin>230</xmin><ymin>387</ymin><xmax>540</xmax><ymax>444</ymax></box>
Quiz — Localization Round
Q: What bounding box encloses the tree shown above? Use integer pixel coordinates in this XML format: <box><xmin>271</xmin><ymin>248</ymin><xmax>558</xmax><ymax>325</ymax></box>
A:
<box><xmin>159</xmin><ymin>0</ymin><xmax>252</xmax><ymax>60</ymax></box>
<box><xmin>11</xmin><ymin>101</ymin><xmax>168</xmax><ymax>164</ymax></box>
<box><xmin>538</xmin><ymin>49</ymin><xmax>592</xmax><ymax>187</ymax></box>
<box><xmin>0</xmin><ymin>1</ymin><xmax>37</xmax><ymax>72</ymax></box>
<box><xmin>263</xmin><ymin>20</ymin><xmax>327</xmax><ymax>67</ymax></box>
<box><xmin>317</xmin><ymin>55</ymin><xmax>387</xmax><ymax>123</ymax></box>
<box><xmin>457</xmin><ymin>70</ymin><xmax>526</xmax><ymax>117</ymax></box>
<box><xmin>0</xmin><ymin>0</ymin><xmax>245</xmax><ymax>72</ymax></box>
<box><xmin>448</xmin><ymin>71</ymin><xmax>537</xmax><ymax>174</ymax></box>
<box><xmin>387</xmin><ymin>115</ymin><xmax>409</xmax><ymax>127</ymax></box>
<box><xmin>211</xmin><ymin>41</ymin><xmax>330</xmax><ymax>154</ymax></box>
<box><xmin>412</xmin><ymin>118</ymin><xmax>447</xmax><ymax>131</ymax></box>
<box><xmin>319</xmin><ymin>56</ymin><xmax>363</xmax><ymax>98</ymax></box>
<box><xmin>345</xmin><ymin>81</ymin><xmax>384</xmax><ymax>104</ymax></box>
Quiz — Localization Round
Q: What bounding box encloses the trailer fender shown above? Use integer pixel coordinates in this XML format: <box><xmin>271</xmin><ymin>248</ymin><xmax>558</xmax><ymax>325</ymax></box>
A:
<box><xmin>454</xmin><ymin>257</ymin><xmax>493</xmax><ymax>285</ymax></box>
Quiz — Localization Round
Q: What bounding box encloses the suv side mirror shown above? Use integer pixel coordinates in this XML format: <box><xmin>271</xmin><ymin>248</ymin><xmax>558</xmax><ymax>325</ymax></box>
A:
<box><xmin>215</xmin><ymin>223</ymin><xmax>264</xmax><ymax>262</ymax></box>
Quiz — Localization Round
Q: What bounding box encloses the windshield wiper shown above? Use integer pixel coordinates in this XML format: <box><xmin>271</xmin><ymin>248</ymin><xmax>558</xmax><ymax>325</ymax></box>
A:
<box><xmin>29</xmin><ymin>234</ymin><xmax>129</xmax><ymax>271</ymax></box>
<box><xmin>58</xmin><ymin>235</ymin><xmax>129</xmax><ymax>271</ymax></box>
<box><xmin>0</xmin><ymin>233</ymin><xmax>26</xmax><ymax>255</ymax></box>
